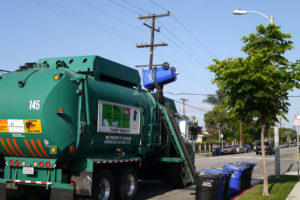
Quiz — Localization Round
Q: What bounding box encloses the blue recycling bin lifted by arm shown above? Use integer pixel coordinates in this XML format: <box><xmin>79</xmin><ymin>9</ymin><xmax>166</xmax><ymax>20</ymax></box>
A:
<box><xmin>142</xmin><ymin>65</ymin><xmax>177</xmax><ymax>90</ymax></box>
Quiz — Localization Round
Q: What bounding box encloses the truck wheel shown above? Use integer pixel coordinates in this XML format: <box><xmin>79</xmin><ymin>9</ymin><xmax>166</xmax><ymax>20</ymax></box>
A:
<box><xmin>115</xmin><ymin>167</ymin><xmax>138</xmax><ymax>200</ymax></box>
<box><xmin>93</xmin><ymin>169</ymin><xmax>114</xmax><ymax>200</ymax></box>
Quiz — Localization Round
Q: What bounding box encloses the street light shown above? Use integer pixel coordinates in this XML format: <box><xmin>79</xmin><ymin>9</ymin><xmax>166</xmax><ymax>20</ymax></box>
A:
<box><xmin>233</xmin><ymin>9</ymin><xmax>274</xmax><ymax>24</ymax></box>
<box><xmin>233</xmin><ymin>8</ymin><xmax>280</xmax><ymax>178</ymax></box>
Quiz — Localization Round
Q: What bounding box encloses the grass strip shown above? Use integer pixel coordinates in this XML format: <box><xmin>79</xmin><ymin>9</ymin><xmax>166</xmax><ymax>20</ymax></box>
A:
<box><xmin>237</xmin><ymin>175</ymin><xmax>299</xmax><ymax>200</ymax></box>
<box><xmin>196</xmin><ymin>152</ymin><xmax>212</xmax><ymax>157</ymax></box>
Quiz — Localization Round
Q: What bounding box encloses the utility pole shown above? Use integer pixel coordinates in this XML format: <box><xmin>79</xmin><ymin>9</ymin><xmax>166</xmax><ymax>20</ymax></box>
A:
<box><xmin>181</xmin><ymin>98</ymin><xmax>188</xmax><ymax>117</ymax></box>
<box><xmin>240</xmin><ymin>120</ymin><xmax>243</xmax><ymax>145</ymax></box>
<box><xmin>136</xmin><ymin>12</ymin><xmax>170</xmax><ymax>69</ymax></box>
<box><xmin>274</xmin><ymin>121</ymin><xmax>280</xmax><ymax>178</ymax></box>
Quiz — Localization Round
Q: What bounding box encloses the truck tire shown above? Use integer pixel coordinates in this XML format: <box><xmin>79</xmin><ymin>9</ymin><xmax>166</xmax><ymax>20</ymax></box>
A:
<box><xmin>115</xmin><ymin>167</ymin><xmax>138</xmax><ymax>200</ymax></box>
<box><xmin>93</xmin><ymin>169</ymin><xmax>114</xmax><ymax>200</ymax></box>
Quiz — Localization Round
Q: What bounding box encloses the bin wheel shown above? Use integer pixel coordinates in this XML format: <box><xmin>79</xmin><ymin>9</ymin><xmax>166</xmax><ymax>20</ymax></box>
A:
<box><xmin>115</xmin><ymin>167</ymin><xmax>138</xmax><ymax>200</ymax></box>
<box><xmin>93</xmin><ymin>169</ymin><xmax>114</xmax><ymax>200</ymax></box>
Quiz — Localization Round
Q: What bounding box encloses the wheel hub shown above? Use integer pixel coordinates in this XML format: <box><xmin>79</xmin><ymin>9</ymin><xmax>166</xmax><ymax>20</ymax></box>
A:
<box><xmin>98</xmin><ymin>178</ymin><xmax>110</xmax><ymax>200</ymax></box>
<box><xmin>125</xmin><ymin>174</ymin><xmax>135</xmax><ymax>197</ymax></box>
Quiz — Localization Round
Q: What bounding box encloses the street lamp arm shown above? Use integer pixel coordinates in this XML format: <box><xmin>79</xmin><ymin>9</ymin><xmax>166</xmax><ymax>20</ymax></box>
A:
<box><xmin>233</xmin><ymin>9</ymin><xmax>274</xmax><ymax>24</ymax></box>
<box><xmin>246</xmin><ymin>10</ymin><xmax>270</xmax><ymax>21</ymax></box>
<box><xmin>245</xmin><ymin>10</ymin><xmax>274</xmax><ymax>24</ymax></box>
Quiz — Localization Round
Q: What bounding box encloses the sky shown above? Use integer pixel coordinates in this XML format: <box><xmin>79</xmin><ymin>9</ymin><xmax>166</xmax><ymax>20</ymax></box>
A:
<box><xmin>1</xmin><ymin>0</ymin><xmax>300</xmax><ymax>129</ymax></box>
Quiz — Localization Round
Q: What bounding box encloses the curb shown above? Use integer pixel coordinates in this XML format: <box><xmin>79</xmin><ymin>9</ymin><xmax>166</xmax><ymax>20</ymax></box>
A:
<box><xmin>232</xmin><ymin>175</ymin><xmax>275</xmax><ymax>200</ymax></box>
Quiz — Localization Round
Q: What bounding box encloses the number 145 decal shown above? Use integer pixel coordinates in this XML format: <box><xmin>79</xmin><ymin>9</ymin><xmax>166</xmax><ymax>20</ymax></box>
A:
<box><xmin>29</xmin><ymin>100</ymin><xmax>40</xmax><ymax>110</ymax></box>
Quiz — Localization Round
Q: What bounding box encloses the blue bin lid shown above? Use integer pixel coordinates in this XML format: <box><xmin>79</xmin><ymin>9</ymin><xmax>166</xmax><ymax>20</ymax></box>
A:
<box><xmin>223</xmin><ymin>164</ymin><xmax>247</xmax><ymax>171</ymax></box>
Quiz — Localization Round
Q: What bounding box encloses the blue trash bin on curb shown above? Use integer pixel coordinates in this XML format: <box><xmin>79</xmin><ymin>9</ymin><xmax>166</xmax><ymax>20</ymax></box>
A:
<box><xmin>231</xmin><ymin>163</ymin><xmax>251</xmax><ymax>191</ymax></box>
<box><xmin>196</xmin><ymin>171</ymin><xmax>227</xmax><ymax>200</ymax></box>
<box><xmin>235</xmin><ymin>161</ymin><xmax>256</xmax><ymax>188</ymax></box>
<box><xmin>203</xmin><ymin>169</ymin><xmax>232</xmax><ymax>200</ymax></box>
<box><xmin>223</xmin><ymin>164</ymin><xmax>247</xmax><ymax>198</ymax></box>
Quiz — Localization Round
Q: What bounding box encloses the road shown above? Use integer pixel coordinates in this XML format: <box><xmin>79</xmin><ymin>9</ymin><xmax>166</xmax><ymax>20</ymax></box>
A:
<box><xmin>135</xmin><ymin>146</ymin><xmax>299</xmax><ymax>200</ymax></box>
<box><xmin>7</xmin><ymin>147</ymin><xmax>299</xmax><ymax>199</ymax></box>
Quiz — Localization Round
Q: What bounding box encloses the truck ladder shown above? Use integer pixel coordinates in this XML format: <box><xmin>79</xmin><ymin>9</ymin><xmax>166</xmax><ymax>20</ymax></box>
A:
<box><xmin>160</xmin><ymin>105</ymin><xmax>197</xmax><ymax>184</ymax></box>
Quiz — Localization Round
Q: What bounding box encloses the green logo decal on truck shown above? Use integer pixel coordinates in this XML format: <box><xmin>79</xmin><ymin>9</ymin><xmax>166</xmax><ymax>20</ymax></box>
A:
<box><xmin>97</xmin><ymin>100</ymin><xmax>140</xmax><ymax>134</ymax></box>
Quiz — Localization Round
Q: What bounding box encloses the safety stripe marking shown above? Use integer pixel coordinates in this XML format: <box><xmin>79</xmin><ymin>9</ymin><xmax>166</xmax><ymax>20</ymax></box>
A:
<box><xmin>0</xmin><ymin>138</ymin><xmax>13</xmax><ymax>156</ymax></box>
<box><xmin>94</xmin><ymin>159</ymin><xmax>140</xmax><ymax>164</ymax></box>
<box><xmin>30</xmin><ymin>139</ymin><xmax>43</xmax><ymax>158</ymax></box>
<box><xmin>36</xmin><ymin>139</ymin><xmax>50</xmax><ymax>158</ymax></box>
<box><xmin>12</xmin><ymin>138</ymin><xmax>26</xmax><ymax>157</ymax></box>
<box><xmin>24</xmin><ymin>139</ymin><xmax>37</xmax><ymax>158</ymax></box>
<box><xmin>12</xmin><ymin>179</ymin><xmax>51</xmax><ymax>185</ymax></box>
<box><xmin>6</xmin><ymin>138</ymin><xmax>20</xmax><ymax>157</ymax></box>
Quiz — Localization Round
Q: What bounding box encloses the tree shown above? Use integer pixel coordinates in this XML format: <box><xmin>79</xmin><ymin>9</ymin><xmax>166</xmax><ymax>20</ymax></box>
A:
<box><xmin>204</xmin><ymin>105</ymin><xmax>228</xmax><ymax>138</ymax></box>
<box><xmin>203</xmin><ymin>89</ymin><xmax>226</xmax><ymax>106</ymax></box>
<box><xmin>203</xmin><ymin>90</ymin><xmax>228</xmax><ymax>143</ymax></box>
<box><xmin>279</xmin><ymin>127</ymin><xmax>297</xmax><ymax>142</ymax></box>
<box><xmin>208</xmin><ymin>24</ymin><xmax>299</xmax><ymax>196</ymax></box>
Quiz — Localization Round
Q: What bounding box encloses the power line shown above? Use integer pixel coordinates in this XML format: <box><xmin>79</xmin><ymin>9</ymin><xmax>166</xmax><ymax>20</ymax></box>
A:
<box><xmin>30</xmin><ymin>0</ymin><xmax>136</xmax><ymax>42</ymax></box>
<box><xmin>107</xmin><ymin>0</ymin><xmax>214</xmax><ymax>91</ymax></box>
<box><xmin>149</xmin><ymin>0</ymin><xmax>218</xmax><ymax>59</ymax></box>
<box><xmin>167</xmin><ymin>92</ymin><xmax>300</xmax><ymax>98</ymax></box>
<box><xmin>108</xmin><ymin>0</ymin><xmax>141</xmax><ymax>15</ymax></box>
<box><xmin>165</xmin><ymin>92</ymin><xmax>217</xmax><ymax>96</ymax></box>
<box><xmin>82</xmin><ymin>0</ymin><xmax>147</xmax><ymax>35</ymax></box>
<box><xmin>120</xmin><ymin>0</ymin><xmax>149</xmax><ymax>14</ymax></box>
<box><xmin>173</xmin><ymin>99</ymin><xmax>210</xmax><ymax>112</ymax></box>
<box><xmin>136</xmin><ymin>12</ymin><xmax>170</xmax><ymax>69</ymax></box>
<box><xmin>115</xmin><ymin>0</ymin><xmax>210</xmax><ymax>65</ymax></box>
<box><xmin>156</xmin><ymin>23</ymin><xmax>210</xmax><ymax>65</ymax></box>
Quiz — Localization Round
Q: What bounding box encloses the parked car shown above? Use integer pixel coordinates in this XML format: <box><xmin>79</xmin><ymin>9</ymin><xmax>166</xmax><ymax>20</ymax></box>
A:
<box><xmin>279</xmin><ymin>142</ymin><xmax>288</xmax><ymax>148</ymax></box>
<box><xmin>221</xmin><ymin>145</ymin><xmax>237</xmax><ymax>155</ymax></box>
<box><xmin>290</xmin><ymin>142</ymin><xmax>297</xmax><ymax>147</ymax></box>
<box><xmin>279</xmin><ymin>143</ymin><xmax>285</xmax><ymax>148</ymax></box>
<box><xmin>242</xmin><ymin>144</ymin><xmax>252</xmax><ymax>152</ymax></box>
<box><xmin>256</xmin><ymin>142</ymin><xmax>275</xmax><ymax>155</ymax></box>
<box><xmin>233</xmin><ymin>144</ymin><xmax>245</xmax><ymax>153</ymax></box>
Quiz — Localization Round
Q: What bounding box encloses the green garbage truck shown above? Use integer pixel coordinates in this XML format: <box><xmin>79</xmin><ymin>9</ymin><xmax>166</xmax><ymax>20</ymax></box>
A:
<box><xmin>0</xmin><ymin>55</ymin><xmax>196</xmax><ymax>200</ymax></box>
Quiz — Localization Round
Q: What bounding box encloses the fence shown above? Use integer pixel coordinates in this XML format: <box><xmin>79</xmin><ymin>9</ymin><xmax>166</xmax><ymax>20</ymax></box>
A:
<box><xmin>195</xmin><ymin>141</ymin><xmax>241</xmax><ymax>153</ymax></box>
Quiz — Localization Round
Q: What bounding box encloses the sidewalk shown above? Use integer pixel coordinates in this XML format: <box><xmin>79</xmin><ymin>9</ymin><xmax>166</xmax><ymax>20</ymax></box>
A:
<box><xmin>285</xmin><ymin>171</ymin><xmax>300</xmax><ymax>200</ymax></box>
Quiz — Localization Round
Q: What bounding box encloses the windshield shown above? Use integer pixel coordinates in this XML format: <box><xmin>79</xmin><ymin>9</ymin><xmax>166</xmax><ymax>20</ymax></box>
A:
<box><xmin>233</xmin><ymin>145</ymin><xmax>240</xmax><ymax>147</ymax></box>
<box><xmin>224</xmin><ymin>146</ymin><xmax>232</xmax><ymax>149</ymax></box>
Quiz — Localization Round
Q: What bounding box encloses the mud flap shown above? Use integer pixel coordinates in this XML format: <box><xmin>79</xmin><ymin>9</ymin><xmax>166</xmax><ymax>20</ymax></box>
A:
<box><xmin>0</xmin><ymin>183</ymin><xmax>6</xmax><ymax>200</ymax></box>
<box><xmin>50</xmin><ymin>188</ymin><xmax>74</xmax><ymax>200</ymax></box>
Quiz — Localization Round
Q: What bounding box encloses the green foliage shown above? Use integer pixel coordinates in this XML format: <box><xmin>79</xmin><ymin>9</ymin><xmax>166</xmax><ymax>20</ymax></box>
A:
<box><xmin>279</xmin><ymin>127</ymin><xmax>297</xmax><ymax>142</ymax></box>
<box><xmin>208</xmin><ymin>24</ymin><xmax>299</xmax><ymax>125</ymax></box>
<box><xmin>203</xmin><ymin>89</ymin><xmax>226</xmax><ymax>106</ymax></box>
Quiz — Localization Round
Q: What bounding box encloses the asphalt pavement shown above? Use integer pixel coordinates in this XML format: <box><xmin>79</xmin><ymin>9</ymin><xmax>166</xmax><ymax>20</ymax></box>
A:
<box><xmin>6</xmin><ymin>147</ymin><xmax>300</xmax><ymax>199</ymax></box>
<box><xmin>136</xmin><ymin>146</ymin><xmax>300</xmax><ymax>200</ymax></box>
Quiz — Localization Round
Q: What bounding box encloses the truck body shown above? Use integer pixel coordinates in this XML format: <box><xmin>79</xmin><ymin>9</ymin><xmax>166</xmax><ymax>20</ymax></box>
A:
<box><xmin>0</xmin><ymin>55</ymin><xmax>196</xmax><ymax>200</ymax></box>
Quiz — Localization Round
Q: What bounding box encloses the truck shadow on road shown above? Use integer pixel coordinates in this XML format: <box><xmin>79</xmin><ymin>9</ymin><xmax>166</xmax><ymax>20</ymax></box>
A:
<box><xmin>135</xmin><ymin>180</ymin><xmax>196</xmax><ymax>200</ymax></box>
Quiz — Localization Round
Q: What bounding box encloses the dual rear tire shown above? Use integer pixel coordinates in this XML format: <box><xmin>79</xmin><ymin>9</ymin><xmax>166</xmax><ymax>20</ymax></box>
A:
<box><xmin>92</xmin><ymin>167</ymin><xmax>137</xmax><ymax>200</ymax></box>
